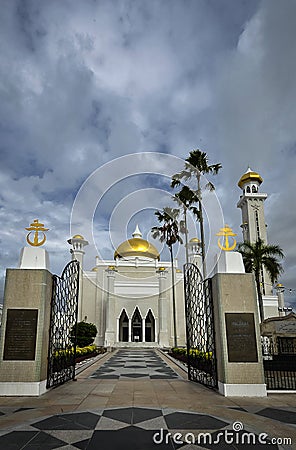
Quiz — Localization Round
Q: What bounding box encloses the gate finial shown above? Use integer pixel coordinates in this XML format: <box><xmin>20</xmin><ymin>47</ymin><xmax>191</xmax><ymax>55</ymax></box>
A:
<box><xmin>216</xmin><ymin>225</ymin><xmax>237</xmax><ymax>251</ymax></box>
<box><xmin>25</xmin><ymin>219</ymin><xmax>49</xmax><ymax>247</ymax></box>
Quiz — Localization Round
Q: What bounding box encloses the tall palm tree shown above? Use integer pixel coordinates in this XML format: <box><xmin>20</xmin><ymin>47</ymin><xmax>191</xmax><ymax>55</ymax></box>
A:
<box><xmin>173</xmin><ymin>186</ymin><xmax>199</xmax><ymax>265</ymax></box>
<box><xmin>171</xmin><ymin>150</ymin><xmax>222</xmax><ymax>276</ymax></box>
<box><xmin>238</xmin><ymin>238</ymin><xmax>284</xmax><ymax>322</ymax></box>
<box><xmin>151</xmin><ymin>207</ymin><xmax>184</xmax><ymax>348</ymax></box>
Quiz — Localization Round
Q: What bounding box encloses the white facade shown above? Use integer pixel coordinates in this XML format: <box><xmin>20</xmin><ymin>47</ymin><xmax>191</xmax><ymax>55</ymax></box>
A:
<box><xmin>68</xmin><ymin>227</ymin><xmax>186</xmax><ymax>348</ymax></box>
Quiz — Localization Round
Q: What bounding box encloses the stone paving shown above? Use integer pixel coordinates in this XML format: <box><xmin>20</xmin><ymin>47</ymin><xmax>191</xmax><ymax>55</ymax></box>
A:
<box><xmin>0</xmin><ymin>349</ymin><xmax>295</xmax><ymax>449</ymax></box>
<box><xmin>89</xmin><ymin>349</ymin><xmax>181</xmax><ymax>380</ymax></box>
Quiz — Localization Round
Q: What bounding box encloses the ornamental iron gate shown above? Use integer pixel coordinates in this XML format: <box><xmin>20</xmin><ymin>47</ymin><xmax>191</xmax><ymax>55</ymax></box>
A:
<box><xmin>262</xmin><ymin>336</ymin><xmax>296</xmax><ymax>390</ymax></box>
<box><xmin>47</xmin><ymin>260</ymin><xmax>80</xmax><ymax>389</ymax></box>
<box><xmin>184</xmin><ymin>263</ymin><xmax>217</xmax><ymax>389</ymax></box>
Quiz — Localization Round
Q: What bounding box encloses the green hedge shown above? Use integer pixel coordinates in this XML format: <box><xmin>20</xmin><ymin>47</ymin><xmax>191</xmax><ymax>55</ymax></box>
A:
<box><xmin>53</xmin><ymin>345</ymin><xmax>102</xmax><ymax>360</ymax></box>
<box><xmin>171</xmin><ymin>347</ymin><xmax>212</xmax><ymax>360</ymax></box>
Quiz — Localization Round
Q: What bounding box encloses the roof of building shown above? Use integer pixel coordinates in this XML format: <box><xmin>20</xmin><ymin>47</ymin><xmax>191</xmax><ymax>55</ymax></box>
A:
<box><xmin>238</xmin><ymin>167</ymin><xmax>263</xmax><ymax>189</ymax></box>
<box><xmin>72</xmin><ymin>234</ymin><xmax>85</xmax><ymax>240</ymax></box>
<box><xmin>189</xmin><ymin>237</ymin><xmax>200</xmax><ymax>243</ymax></box>
<box><xmin>114</xmin><ymin>225</ymin><xmax>160</xmax><ymax>260</ymax></box>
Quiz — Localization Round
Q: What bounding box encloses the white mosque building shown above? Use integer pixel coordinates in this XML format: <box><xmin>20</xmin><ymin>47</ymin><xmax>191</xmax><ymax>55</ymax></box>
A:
<box><xmin>65</xmin><ymin>167</ymin><xmax>282</xmax><ymax>349</ymax></box>
<box><xmin>67</xmin><ymin>225</ymin><xmax>201</xmax><ymax>348</ymax></box>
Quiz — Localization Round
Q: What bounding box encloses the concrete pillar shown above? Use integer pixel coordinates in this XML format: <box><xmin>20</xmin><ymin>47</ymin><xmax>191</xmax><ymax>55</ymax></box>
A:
<box><xmin>142</xmin><ymin>318</ymin><xmax>146</xmax><ymax>342</ymax></box>
<box><xmin>276</xmin><ymin>284</ymin><xmax>285</xmax><ymax>317</ymax></box>
<box><xmin>0</xmin><ymin>268</ymin><xmax>53</xmax><ymax>396</ymax></box>
<box><xmin>211</xmin><ymin>268</ymin><xmax>266</xmax><ymax>397</ymax></box>
<box><xmin>157</xmin><ymin>268</ymin><xmax>169</xmax><ymax>346</ymax></box>
<box><xmin>104</xmin><ymin>268</ymin><xmax>116</xmax><ymax>347</ymax></box>
<box><xmin>128</xmin><ymin>318</ymin><xmax>132</xmax><ymax>342</ymax></box>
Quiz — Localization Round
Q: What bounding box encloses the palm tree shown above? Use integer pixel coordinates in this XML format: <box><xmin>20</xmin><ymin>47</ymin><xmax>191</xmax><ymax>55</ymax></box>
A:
<box><xmin>151</xmin><ymin>207</ymin><xmax>184</xmax><ymax>347</ymax></box>
<box><xmin>238</xmin><ymin>238</ymin><xmax>284</xmax><ymax>322</ymax></box>
<box><xmin>171</xmin><ymin>150</ymin><xmax>222</xmax><ymax>276</ymax></box>
<box><xmin>173</xmin><ymin>186</ymin><xmax>199</xmax><ymax>265</ymax></box>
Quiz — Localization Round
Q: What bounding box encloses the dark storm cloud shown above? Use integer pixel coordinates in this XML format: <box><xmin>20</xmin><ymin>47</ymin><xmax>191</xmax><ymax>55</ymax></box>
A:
<box><xmin>0</xmin><ymin>0</ymin><xmax>295</xmax><ymax>302</ymax></box>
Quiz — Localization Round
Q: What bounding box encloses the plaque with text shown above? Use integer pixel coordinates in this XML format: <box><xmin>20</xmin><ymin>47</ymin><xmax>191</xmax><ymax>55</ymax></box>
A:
<box><xmin>225</xmin><ymin>313</ymin><xmax>258</xmax><ymax>362</ymax></box>
<box><xmin>3</xmin><ymin>309</ymin><xmax>38</xmax><ymax>360</ymax></box>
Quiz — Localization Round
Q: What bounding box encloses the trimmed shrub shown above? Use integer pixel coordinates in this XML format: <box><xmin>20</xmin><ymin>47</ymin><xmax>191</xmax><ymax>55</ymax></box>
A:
<box><xmin>70</xmin><ymin>321</ymin><xmax>98</xmax><ymax>347</ymax></box>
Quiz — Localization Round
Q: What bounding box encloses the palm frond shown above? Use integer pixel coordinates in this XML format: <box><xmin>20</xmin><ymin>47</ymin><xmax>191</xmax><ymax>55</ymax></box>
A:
<box><xmin>238</xmin><ymin>239</ymin><xmax>284</xmax><ymax>283</ymax></box>
<box><xmin>205</xmin><ymin>181</ymin><xmax>215</xmax><ymax>191</ymax></box>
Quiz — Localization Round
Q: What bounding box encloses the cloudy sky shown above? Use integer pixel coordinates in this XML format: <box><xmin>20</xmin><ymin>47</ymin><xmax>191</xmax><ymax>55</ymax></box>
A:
<box><xmin>1</xmin><ymin>0</ymin><xmax>296</xmax><ymax>306</ymax></box>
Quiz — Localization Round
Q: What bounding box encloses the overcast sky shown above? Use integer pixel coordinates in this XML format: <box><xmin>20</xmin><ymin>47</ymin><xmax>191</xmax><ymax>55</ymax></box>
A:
<box><xmin>1</xmin><ymin>0</ymin><xmax>296</xmax><ymax>306</ymax></box>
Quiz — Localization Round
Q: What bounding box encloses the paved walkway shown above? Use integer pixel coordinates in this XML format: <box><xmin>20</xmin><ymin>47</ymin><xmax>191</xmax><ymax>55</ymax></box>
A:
<box><xmin>0</xmin><ymin>349</ymin><xmax>295</xmax><ymax>449</ymax></box>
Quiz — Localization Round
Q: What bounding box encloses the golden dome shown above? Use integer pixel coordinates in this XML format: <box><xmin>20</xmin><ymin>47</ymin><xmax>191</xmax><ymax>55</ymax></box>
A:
<box><xmin>114</xmin><ymin>225</ymin><xmax>160</xmax><ymax>260</ymax></box>
<box><xmin>238</xmin><ymin>167</ymin><xmax>263</xmax><ymax>189</ymax></box>
<box><xmin>189</xmin><ymin>237</ymin><xmax>200</xmax><ymax>243</ymax></box>
<box><xmin>72</xmin><ymin>234</ymin><xmax>85</xmax><ymax>240</ymax></box>
<box><xmin>114</xmin><ymin>237</ymin><xmax>160</xmax><ymax>260</ymax></box>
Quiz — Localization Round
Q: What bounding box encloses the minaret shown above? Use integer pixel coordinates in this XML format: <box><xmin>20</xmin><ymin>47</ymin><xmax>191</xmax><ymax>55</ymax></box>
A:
<box><xmin>186</xmin><ymin>237</ymin><xmax>202</xmax><ymax>272</ymax></box>
<box><xmin>67</xmin><ymin>234</ymin><xmax>89</xmax><ymax>322</ymax></box>
<box><xmin>67</xmin><ymin>234</ymin><xmax>89</xmax><ymax>269</ymax></box>
<box><xmin>237</xmin><ymin>168</ymin><xmax>272</xmax><ymax>296</ymax></box>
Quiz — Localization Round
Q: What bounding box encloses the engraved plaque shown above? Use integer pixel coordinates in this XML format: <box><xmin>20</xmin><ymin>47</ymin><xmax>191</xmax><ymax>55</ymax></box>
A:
<box><xmin>3</xmin><ymin>309</ymin><xmax>38</xmax><ymax>360</ymax></box>
<box><xmin>225</xmin><ymin>313</ymin><xmax>258</xmax><ymax>362</ymax></box>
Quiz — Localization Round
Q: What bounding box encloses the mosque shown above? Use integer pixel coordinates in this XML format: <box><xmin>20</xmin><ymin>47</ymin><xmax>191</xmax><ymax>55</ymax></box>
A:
<box><xmin>67</xmin><ymin>225</ymin><xmax>193</xmax><ymax>348</ymax></box>
<box><xmin>66</xmin><ymin>167</ymin><xmax>281</xmax><ymax>348</ymax></box>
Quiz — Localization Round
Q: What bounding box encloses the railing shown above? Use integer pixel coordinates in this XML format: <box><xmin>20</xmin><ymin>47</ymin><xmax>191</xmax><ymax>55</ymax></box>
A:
<box><xmin>262</xmin><ymin>337</ymin><xmax>296</xmax><ymax>390</ymax></box>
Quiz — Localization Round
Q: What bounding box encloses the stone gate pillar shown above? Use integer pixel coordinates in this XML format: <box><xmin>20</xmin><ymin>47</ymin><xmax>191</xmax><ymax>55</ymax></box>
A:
<box><xmin>0</xmin><ymin>266</ymin><xmax>52</xmax><ymax>396</ymax></box>
<box><xmin>211</xmin><ymin>249</ymin><xmax>266</xmax><ymax>396</ymax></box>
<box><xmin>0</xmin><ymin>220</ymin><xmax>53</xmax><ymax>396</ymax></box>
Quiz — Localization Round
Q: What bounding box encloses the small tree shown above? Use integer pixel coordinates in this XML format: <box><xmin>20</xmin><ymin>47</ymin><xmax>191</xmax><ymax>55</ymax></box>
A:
<box><xmin>151</xmin><ymin>207</ymin><xmax>184</xmax><ymax>348</ymax></box>
<box><xmin>70</xmin><ymin>321</ymin><xmax>98</xmax><ymax>347</ymax></box>
<box><xmin>238</xmin><ymin>238</ymin><xmax>284</xmax><ymax>322</ymax></box>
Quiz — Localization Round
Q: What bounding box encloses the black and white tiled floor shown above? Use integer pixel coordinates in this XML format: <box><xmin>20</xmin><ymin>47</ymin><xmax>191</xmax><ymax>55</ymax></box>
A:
<box><xmin>0</xmin><ymin>350</ymin><xmax>290</xmax><ymax>448</ymax></box>
<box><xmin>90</xmin><ymin>349</ymin><xmax>181</xmax><ymax>379</ymax></box>
<box><xmin>0</xmin><ymin>406</ymin><xmax>282</xmax><ymax>449</ymax></box>
<box><xmin>0</xmin><ymin>407</ymin><xmax>223</xmax><ymax>449</ymax></box>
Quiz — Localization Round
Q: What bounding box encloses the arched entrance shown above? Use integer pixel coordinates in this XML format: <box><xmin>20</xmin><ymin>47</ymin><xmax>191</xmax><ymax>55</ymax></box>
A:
<box><xmin>119</xmin><ymin>310</ymin><xmax>129</xmax><ymax>342</ymax></box>
<box><xmin>131</xmin><ymin>307</ymin><xmax>142</xmax><ymax>342</ymax></box>
<box><xmin>145</xmin><ymin>309</ymin><xmax>155</xmax><ymax>342</ymax></box>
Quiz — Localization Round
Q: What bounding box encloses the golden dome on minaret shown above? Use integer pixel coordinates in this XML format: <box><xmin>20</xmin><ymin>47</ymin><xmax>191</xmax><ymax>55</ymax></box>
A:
<box><xmin>114</xmin><ymin>225</ymin><xmax>160</xmax><ymax>260</ymax></box>
<box><xmin>72</xmin><ymin>234</ymin><xmax>85</xmax><ymax>240</ymax></box>
<box><xmin>238</xmin><ymin>167</ymin><xmax>263</xmax><ymax>189</ymax></box>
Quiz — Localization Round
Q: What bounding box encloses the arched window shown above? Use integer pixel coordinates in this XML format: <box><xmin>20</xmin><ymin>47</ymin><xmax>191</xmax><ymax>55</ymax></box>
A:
<box><xmin>119</xmin><ymin>310</ymin><xmax>129</xmax><ymax>342</ymax></box>
<box><xmin>252</xmin><ymin>185</ymin><xmax>257</xmax><ymax>193</ymax></box>
<box><xmin>145</xmin><ymin>310</ymin><xmax>155</xmax><ymax>342</ymax></box>
<box><xmin>246</xmin><ymin>186</ymin><xmax>251</xmax><ymax>193</ymax></box>
<box><xmin>131</xmin><ymin>307</ymin><xmax>142</xmax><ymax>342</ymax></box>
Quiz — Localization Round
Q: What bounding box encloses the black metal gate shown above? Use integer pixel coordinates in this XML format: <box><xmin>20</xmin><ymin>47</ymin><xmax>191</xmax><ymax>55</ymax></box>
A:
<box><xmin>47</xmin><ymin>260</ymin><xmax>80</xmax><ymax>389</ymax></box>
<box><xmin>262</xmin><ymin>337</ymin><xmax>296</xmax><ymax>390</ymax></box>
<box><xmin>184</xmin><ymin>263</ymin><xmax>217</xmax><ymax>389</ymax></box>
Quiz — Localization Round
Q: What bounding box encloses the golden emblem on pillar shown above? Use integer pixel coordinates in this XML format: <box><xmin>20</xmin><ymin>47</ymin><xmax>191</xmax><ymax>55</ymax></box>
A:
<box><xmin>25</xmin><ymin>219</ymin><xmax>49</xmax><ymax>247</ymax></box>
<box><xmin>216</xmin><ymin>225</ymin><xmax>237</xmax><ymax>251</ymax></box>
